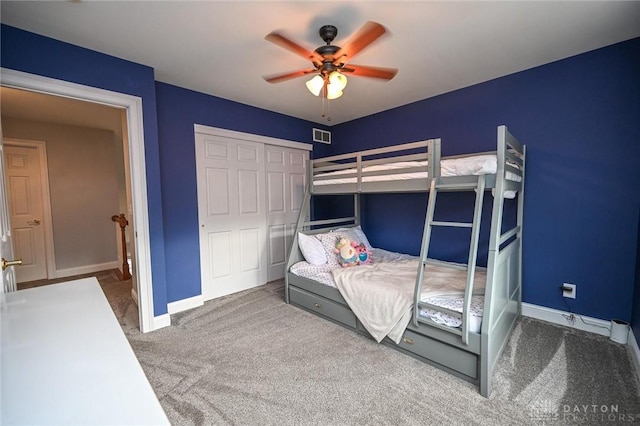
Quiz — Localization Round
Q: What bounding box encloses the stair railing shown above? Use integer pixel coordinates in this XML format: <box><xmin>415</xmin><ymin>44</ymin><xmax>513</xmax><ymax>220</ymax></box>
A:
<box><xmin>111</xmin><ymin>213</ymin><xmax>132</xmax><ymax>280</ymax></box>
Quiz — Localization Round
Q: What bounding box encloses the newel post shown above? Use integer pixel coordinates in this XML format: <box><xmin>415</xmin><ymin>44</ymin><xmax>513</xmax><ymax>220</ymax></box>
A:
<box><xmin>111</xmin><ymin>214</ymin><xmax>132</xmax><ymax>280</ymax></box>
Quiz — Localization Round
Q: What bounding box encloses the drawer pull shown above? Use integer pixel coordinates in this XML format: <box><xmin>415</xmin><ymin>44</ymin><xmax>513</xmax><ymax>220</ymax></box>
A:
<box><xmin>314</xmin><ymin>302</ymin><xmax>322</xmax><ymax>309</ymax></box>
<box><xmin>402</xmin><ymin>337</ymin><xmax>414</xmax><ymax>345</ymax></box>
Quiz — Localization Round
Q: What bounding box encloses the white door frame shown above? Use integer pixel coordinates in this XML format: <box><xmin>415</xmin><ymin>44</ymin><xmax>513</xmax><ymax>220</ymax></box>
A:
<box><xmin>1</xmin><ymin>127</ymin><xmax>17</xmax><ymax>293</ymax></box>
<box><xmin>4</xmin><ymin>139</ymin><xmax>57</xmax><ymax>281</ymax></box>
<box><xmin>1</xmin><ymin>68</ymin><xmax>157</xmax><ymax>333</ymax></box>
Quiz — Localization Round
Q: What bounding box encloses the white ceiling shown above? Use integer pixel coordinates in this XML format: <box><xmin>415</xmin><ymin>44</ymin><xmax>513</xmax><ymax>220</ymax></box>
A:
<box><xmin>1</xmin><ymin>1</ymin><xmax>639</xmax><ymax>126</ymax></box>
<box><xmin>1</xmin><ymin>87</ymin><xmax>125</xmax><ymax>136</ymax></box>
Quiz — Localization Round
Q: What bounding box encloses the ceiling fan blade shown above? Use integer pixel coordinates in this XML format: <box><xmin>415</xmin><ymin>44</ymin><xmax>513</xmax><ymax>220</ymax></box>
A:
<box><xmin>332</xmin><ymin>21</ymin><xmax>387</xmax><ymax>64</ymax></box>
<box><xmin>265</xmin><ymin>32</ymin><xmax>323</xmax><ymax>66</ymax></box>
<box><xmin>263</xmin><ymin>68</ymin><xmax>317</xmax><ymax>84</ymax></box>
<box><xmin>341</xmin><ymin>64</ymin><xmax>398</xmax><ymax>80</ymax></box>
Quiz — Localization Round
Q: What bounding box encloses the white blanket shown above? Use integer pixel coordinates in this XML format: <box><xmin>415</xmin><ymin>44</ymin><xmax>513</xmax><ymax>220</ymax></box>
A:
<box><xmin>332</xmin><ymin>259</ymin><xmax>486</xmax><ymax>344</ymax></box>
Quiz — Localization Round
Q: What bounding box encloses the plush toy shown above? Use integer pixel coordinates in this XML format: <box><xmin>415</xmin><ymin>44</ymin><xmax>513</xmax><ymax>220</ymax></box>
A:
<box><xmin>355</xmin><ymin>243</ymin><xmax>372</xmax><ymax>264</ymax></box>
<box><xmin>335</xmin><ymin>237</ymin><xmax>358</xmax><ymax>267</ymax></box>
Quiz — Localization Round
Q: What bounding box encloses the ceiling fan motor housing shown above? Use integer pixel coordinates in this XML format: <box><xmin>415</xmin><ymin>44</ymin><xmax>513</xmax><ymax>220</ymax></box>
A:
<box><xmin>319</xmin><ymin>25</ymin><xmax>338</xmax><ymax>44</ymax></box>
<box><xmin>315</xmin><ymin>46</ymin><xmax>341</xmax><ymax>73</ymax></box>
<box><xmin>315</xmin><ymin>26</ymin><xmax>341</xmax><ymax>74</ymax></box>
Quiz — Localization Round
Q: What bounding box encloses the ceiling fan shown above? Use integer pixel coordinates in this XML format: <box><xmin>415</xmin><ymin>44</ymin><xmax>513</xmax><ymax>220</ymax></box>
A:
<box><xmin>263</xmin><ymin>21</ymin><xmax>398</xmax><ymax>119</ymax></box>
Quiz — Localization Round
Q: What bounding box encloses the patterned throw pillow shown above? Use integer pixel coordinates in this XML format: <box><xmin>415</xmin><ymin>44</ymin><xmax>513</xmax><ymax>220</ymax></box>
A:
<box><xmin>331</xmin><ymin>226</ymin><xmax>373</xmax><ymax>251</ymax></box>
<box><xmin>315</xmin><ymin>226</ymin><xmax>374</xmax><ymax>267</ymax></box>
<box><xmin>315</xmin><ymin>232</ymin><xmax>342</xmax><ymax>268</ymax></box>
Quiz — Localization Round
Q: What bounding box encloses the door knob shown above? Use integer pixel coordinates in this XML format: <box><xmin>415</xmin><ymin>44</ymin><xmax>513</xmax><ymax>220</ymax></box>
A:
<box><xmin>1</xmin><ymin>258</ymin><xmax>23</xmax><ymax>271</ymax></box>
<box><xmin>27</xmin><ymin>219</ymin><xmax>41</xmax><ymax>226</ymax></box>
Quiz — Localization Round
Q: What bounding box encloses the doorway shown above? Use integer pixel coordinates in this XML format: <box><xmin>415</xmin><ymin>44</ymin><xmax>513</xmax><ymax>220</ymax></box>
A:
<box><xmin>0</xmin><ymin>68</ymin><xmax>156</xmax><ymax>332</ymax></box>
<box><xmin>2</xmin><ymin>89</ymin><xmax>130</xmax><ymax>283</ymax></box>
<box><xmin>2</xmin><ymin>90</ymin><xmax>135</xmax><ymax>300</ymax></box>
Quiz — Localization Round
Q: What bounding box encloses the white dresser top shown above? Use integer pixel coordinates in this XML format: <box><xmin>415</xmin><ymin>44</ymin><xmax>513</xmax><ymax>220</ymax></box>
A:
<box><xmin>1</xmin><ymin>277</ymin><xmax>169</xmax><ymax>425</ymax></box>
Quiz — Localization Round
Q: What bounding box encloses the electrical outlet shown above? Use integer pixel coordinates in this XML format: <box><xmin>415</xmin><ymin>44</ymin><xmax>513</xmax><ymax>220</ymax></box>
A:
<box><xmin>562</xmin><ymin>283</ymin><xmax>576</xmax><ymax>299</ymax></box>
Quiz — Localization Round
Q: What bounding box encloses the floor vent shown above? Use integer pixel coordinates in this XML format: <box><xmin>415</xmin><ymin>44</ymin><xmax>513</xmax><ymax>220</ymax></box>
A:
<box><xmin>313</xmin><ymin>128</ymin><xmax>331</xmax><ymax>144</ymax></box>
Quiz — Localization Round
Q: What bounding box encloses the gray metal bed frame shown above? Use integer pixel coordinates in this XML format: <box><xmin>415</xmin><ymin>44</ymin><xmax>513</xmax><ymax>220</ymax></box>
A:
<box><xmin>285</xmin><ymin>125</ymin><xmax>526</xmax><ymax>397</ymax></box>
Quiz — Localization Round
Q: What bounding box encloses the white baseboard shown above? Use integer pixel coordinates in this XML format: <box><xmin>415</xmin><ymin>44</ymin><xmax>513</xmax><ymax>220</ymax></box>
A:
<box><xmin>135</xmin><ymin>293</ymin><xmax>204</xmax><ymax>333</ymax></box>
<box><xmin>521</xmin><ymin>302</ymin><xmax>611</xmax><ymax>337</ymax></box>
<box><xmin>148</xmin><ymin>295</ymin><xmax>204</xmax><ymax>332</ymax></box>
<box><xmin>152</xmin><ymin>313</ymin><xmax>171</xmax><ymax>330</ymax></box>
<box><xmin>630</xmin><ymin>329</ymin><xmax>640</xmax><ymax>385</ymax></box>
<box><xmin>56</xmin><ymin>261</ymin><xmax>119</xmax><ymax>279</ymax></box>
<box><xmin>167</xmin><ymin>294</ymin><xmax>204</xmax><ymax>314</ymax></box>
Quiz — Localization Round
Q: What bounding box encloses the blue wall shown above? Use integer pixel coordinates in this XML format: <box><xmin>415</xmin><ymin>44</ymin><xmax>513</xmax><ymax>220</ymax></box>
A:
<box><xmin>325</xmin><ymin>38</ymin><xmax>640</xmax><ymax>322</ymax></box>
<box><xmin>155</xmin><ymin>83</ymin><xmax>319</xmax><ymax>302</ymax></box>
<box><xmin>1</xmin><ymin>25</ymin><xmax>170</xmax><ymax>317</ymax></box>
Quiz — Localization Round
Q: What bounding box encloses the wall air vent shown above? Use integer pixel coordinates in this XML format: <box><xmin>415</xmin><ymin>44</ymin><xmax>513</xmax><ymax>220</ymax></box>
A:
<box><xmin>312</xmin><ymin>128</ymin><xmax>331</xmax><ymax>144</ymax></box>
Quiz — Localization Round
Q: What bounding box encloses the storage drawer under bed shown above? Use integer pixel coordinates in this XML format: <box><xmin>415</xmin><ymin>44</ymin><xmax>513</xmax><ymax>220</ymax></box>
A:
<box><xmin>395</xmin><ymin>329</ymin><xmax>478</xmax><ymax>380</ymax></box>
<box><xmin>289</xmin><ymin>286</ymin><xmax>358</xmax><ymax>329</ymax></box>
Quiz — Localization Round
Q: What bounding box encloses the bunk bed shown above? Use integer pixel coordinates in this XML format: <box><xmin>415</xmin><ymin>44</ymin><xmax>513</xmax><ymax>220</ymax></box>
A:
<box><xmin>285</xmin><ymin>125</ymin><xmax>525</xmax><ymax>397</ymax></box>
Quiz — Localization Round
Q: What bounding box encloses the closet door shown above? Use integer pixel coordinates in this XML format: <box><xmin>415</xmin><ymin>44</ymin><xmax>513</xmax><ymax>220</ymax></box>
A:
<box><xmin>265</xmin><ymin>146</ymin><xmax>307</xmax><ymax>281</ymax></box>
<box><xmin>195</xmin><ymin>134</ymin><xmax>267</xmax><ymax>301</ymax></box>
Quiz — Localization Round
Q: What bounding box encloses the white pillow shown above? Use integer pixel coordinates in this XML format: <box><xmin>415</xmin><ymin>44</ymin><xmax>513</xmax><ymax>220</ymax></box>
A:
<box><xmin>297</xmin><ymin>233</ymin><xmax>327</xmax><ymax>265</ymax></box>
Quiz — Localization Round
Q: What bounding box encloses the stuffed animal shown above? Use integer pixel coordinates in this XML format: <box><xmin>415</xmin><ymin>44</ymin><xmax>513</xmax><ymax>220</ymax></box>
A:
<box><xmin>355</xmin><ymin>243</ymin><xmax>371</xmax><ymax>264</ymax></box>
<box><xmin>335</xmin><ymin>237</ymin><xmax>358</xmax><ymax>267</ymax></box>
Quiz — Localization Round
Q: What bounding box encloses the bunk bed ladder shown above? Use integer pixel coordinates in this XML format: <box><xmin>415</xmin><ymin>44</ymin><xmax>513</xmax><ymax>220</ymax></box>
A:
<box><xmin>413</xmin><ymin>174</ymin><xmax>486</xmax><ymax>345</ymax></box>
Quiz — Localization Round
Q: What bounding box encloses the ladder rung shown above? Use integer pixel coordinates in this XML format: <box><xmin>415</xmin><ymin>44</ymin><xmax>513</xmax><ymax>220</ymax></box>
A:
<box><xmin>418</xmin><ymin>301</ymin><xmax>459</xmax><ymax>317</ymax></box>
<box><xmin>416</xmin><ymin>315</ymin><xmax>463</xmax><ymax>336</ymax></box>
<box><xmin>435</xmin><ymin>182</ymin><xmax>480</xmax><ymax>190</ymax></box>
<box><xmin>430</xmin><ymin>221</ymin><xmax>472</xmax><ymax>228</ymax></box>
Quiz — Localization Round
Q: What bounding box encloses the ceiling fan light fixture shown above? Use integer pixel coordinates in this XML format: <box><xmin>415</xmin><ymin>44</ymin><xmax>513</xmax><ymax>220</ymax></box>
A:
<box><xmin>326</xmin><ymin>85</ymin><xmax>343</xmax><ymax>100</ymax></box>
<box><xmin>328</xmin><ymin>71</ymin><xmax>347</xmax><ymax>91</ymax></box>
<box><xmin>326</xmin><ymin>90</ymin><xmax>343</xmax><ymax>100</ymax></box>
<box><xmin>306</xmin><ymin>75</ymin><xmax>324</xmax><ymax>96</ymax></box>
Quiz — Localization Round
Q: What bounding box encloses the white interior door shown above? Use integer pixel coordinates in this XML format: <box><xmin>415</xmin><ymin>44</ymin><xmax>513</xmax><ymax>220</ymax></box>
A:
<box><xmin>3</xmin><ymin>144</ymin><xmax>48</xmax><ymax>283</ymax></box>
<box><xmin>1</xmin><ymin>132</ymin><xmax>18</xmax><ymax>292</ymax></box>
<box><xmin>196</xmin><ymin>134</ymin><xmax>267</xmax><ymax>301</ymax></box>
<box><xmin>265</xmin><ymin>145</ymin><xmax>307</xmax><ymax>281</ymax></box>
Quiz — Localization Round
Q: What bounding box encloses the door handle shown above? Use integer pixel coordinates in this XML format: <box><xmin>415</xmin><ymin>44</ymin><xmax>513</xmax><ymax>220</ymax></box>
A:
<box><xmin>1</xmin><ymin>258</ymin><xmax>23</xmax><ymax>271</ymax></box>
<box><xmin>27</xmin><ymin>219</ymin><xmax>41</xmax><ymax>226</ymax></box>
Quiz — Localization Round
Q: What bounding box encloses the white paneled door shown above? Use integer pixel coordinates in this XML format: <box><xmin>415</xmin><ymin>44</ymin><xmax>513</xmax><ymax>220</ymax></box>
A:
<box><xmin>265</xmin><ymin>145</ymin><xmax>307</xmax><ymax>281</ymax></box>
<box><xmin>196</xmin><ymin>134</ymin><xmax>267</xmax><ymax>301</ymax></box>
<box><xmin>3</xmin><ymin>145</ymin><xmax>47</xmax><ymax>283</ymax></box>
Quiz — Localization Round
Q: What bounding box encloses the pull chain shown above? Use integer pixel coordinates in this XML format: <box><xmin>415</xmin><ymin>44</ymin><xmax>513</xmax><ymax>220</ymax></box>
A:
<box><xmin>320</xmin><ymin>82</ymin><xmax>331</xmax><ymax>121</ymax></box>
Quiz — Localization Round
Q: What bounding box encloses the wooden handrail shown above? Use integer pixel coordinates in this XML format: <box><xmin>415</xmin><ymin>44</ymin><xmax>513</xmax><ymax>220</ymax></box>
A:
<box><xmin>111</xmin><ymin>214</ymin><xmax>132</xmax><ymax>280</ymax></box>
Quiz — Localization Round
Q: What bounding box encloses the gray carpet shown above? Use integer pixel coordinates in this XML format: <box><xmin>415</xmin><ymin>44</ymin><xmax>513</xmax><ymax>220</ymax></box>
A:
<box><xmin>113</xmin><ymin>280</ymin><xmax>640</xmax><ymax>425</ymax></box>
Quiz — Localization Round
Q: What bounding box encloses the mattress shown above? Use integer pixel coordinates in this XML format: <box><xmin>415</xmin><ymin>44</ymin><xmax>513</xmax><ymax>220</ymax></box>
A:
<box><xmin>290</xmin><ymin>248</ymin><xmax>484</xmax><ymax>333</ymax></box>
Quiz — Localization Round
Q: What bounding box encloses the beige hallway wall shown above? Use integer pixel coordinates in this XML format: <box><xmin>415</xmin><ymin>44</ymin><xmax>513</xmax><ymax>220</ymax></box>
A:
<box><xmin>2</xmin><ymin>116</ymin><xmax>119</xmax><ymax>272</ymax></box>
